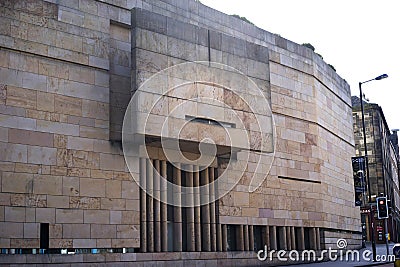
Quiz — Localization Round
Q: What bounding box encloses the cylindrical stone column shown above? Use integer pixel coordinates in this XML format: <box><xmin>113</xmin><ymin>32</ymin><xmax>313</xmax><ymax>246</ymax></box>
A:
<box><xmin>222</xmin><ymin>224</ymin><xmax>227</xmax><ymax>251</ymax></box>
<box><xmin>286</xmin><ymin>227</ymin><xmax>291</xmax><ymax>251</ymax></box>
<box><xmin>201</xmin><ymin>168</ymin><xmax>211</xmax><ymax>252</ymax></box>
<box><xmin>316</xmin><ymin>227</ymin><xmax>321</xmax><ymax>250</ymax></box>
<box><xmin>217</xmin><ymin>223</ymin><xmax>222</xmax><ymax>251</ymax></box>
<box><xmin>237</xmin><ymin>225</ymin><xmax>245</xmax><ymax>251</ymax></box>
<box><xmin>311</xmin><ymin>228</ymin><xmax>317</xmax><ymax>250</ymax></box>
<box><xmin>173</xmin><ymin>164</ymin><xmax>182</xmax><ymax>251</ymax></box>
<box><xmin>270</xmin><ymin>226</ymin><xmax>277</xmax><ymax>250</ymax></box>
<box><xmin>299</xmin><ymin>227</ymin><xmax>305</xmax><ymax>251</ymax></box>
<box><xmin>154</xmin><ymin>160</ymin><xmax>161</xmax><ymax>252</ymax></box>
<box><xmin>244</xmin><ymin>225</ymin><xmax>249</xmax><ymax>251</ymax></box>
<box><xmin>140</xmin><ymin>158</ymin><xmax>147</xmax><ymax>252</ymax></box>
<box><xmin>249</xmin><ymin>225</ymin><xmax>254</xmax><ymax>251</ymax></box>
<box><xmin>263</xmin><ymin>225</ymin><xmax>271</xmax><ymax>249</ymax></box>
<box><xmin>209</xmin><ymin>167</ymin><xmax>217</xmax><ymax>252</ymax></box>
<box><xmin>279</xmin><ymin>226</ymin><xmax>287</xmax><ymax>250</ymax></box>
<box><xmin>194</xmin><ymin>166</ymin><xmax>202</xmax><ymax>251</ymax></box>
<box><xmin>160</xmin><ymin>160</ymin><xmax>168</xmax><ymax>252</ymax></box>
<box><xmin>291</xmin><ymin>226</ymin><xmax>296</xmax><ymax>251</ymax></box>
<box><xmin>186</xmin><ymin>165</ymin><xmax>195</xmax><ymax>252</ymax></box>
<box><xmin>146</xmin><ymin>159</ymin><xmax>154</xmax><ymax>252</ymax></box>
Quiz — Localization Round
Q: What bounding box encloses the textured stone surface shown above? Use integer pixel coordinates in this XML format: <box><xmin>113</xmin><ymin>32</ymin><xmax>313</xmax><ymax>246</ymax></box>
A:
<box><xmin>0</xmin><ymin>0</ymin><xmax>359</xmax><ymax>258</ymax></box>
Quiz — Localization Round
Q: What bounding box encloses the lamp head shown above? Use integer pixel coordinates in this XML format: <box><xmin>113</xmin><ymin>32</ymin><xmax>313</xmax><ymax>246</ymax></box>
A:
<box><xmin>375</xmin><ymin>74</ymin><xmax>388</xmax><ymax>80</ymax></box>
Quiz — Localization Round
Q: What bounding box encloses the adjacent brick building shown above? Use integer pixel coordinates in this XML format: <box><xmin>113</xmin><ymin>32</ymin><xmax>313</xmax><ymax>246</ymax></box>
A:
<box><xmin>0</xmin><ymin>0</ymin><xmax>360</xmax><ymax>265</ymax></box>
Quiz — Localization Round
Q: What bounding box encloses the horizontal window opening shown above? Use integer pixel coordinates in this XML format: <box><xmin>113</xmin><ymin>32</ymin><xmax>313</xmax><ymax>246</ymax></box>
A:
<box><xmin>278</xmin><ymin>176</ymin><xmax>321</xmax><ymax>184</ymax></box>
<box><xmin>185</xmin><ymin>115</ymin><xmax>235</xmax><ymax>128</ymax></box>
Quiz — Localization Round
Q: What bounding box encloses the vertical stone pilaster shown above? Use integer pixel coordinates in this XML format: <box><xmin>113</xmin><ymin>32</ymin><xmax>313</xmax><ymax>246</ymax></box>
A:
<box><xmin>173</xmin><ymin>164</ymin><xmax>182</xmax><ymax>251</ymax></box>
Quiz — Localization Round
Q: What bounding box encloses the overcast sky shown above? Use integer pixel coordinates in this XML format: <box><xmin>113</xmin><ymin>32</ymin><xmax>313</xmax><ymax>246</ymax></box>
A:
<box><xmin>201</xmin><ymin>0</ymin><xmax>400</xmax><ymax>131</ymax></box>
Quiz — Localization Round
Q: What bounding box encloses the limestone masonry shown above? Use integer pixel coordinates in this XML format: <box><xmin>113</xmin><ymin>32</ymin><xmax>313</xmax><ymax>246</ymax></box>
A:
<box><xmin>0</xmin><ymin>0</ymin><xmax>360</xmax><ymax>265</ymax></box>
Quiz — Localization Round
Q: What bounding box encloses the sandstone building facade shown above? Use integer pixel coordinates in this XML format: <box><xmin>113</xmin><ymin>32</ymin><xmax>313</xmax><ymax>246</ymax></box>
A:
<box><xmin>0</xmin><ymin>0</ymin><xmax>360</xmax><ymax>265</ymax></box>
<box><xmin>352</xmin><ymin>97</ymin><xmax>400</xmax><ymax>244</ymax></box>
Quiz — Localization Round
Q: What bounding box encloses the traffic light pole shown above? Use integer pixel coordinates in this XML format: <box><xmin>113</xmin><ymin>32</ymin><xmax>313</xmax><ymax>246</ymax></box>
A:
<box><xmin>384</xmin><ymin>217</ymin><xmax>389</xmax><ymax>256</ymax></box>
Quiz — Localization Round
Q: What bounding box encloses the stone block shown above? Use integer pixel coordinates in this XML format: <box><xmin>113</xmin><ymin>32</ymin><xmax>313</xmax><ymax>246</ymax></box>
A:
<box><xmin>95</xmin><ymin>238</ymin><xmax>110</xmax><ymax>248</ymax></box>
<box><xmin>47</xmin><ymin>195</ymin><xmax>69</xmax><ymax>209</ymax></box>
<box><xmin>69</xmin><ymin>196</ymin><xmax>100</xmax><ymax>209</ymax></box>
<box><xmin>121</xmin><ymin>180</ymin><xmax>138</xmax><ymax>200</ymax></box>
<box><xmin>101</xmin><ymin>198</ymin><xmax>125</xmax><ymax>210</ymax></box>
<box><xmin>67</xmin><ymin>115</ymin><xmax>95</xmax><ymax>127</ymax></box>
<box><xmin>49</xmin><ymin>238</ymin><xmax>72</xmax><ymax>248</ymax></box>
<box><xmin>63</xmin><ymin>223</ymin><xmax>90</xmax><ymax>238</ymax></box>
<box><xmin>28</xmin><ymin>146</ymin><xmax>57</xmax><ymax>165</ymax></box>
<box><xmin>36</xmin><ymin>208</ymin><xmax>55</xmax><ymax>223</ymax></box>
<box><xmin>89</xmin><ymin>55</ymin><xmax>109</xmax><ymax>70</ymax></box>
<box><xmin>82</xmin><ymin>100</ymin><xmax>109</xmax><ymax>120</ymax></box>
<box><xmin>56</xmin><ymin>209</ymin><xmax>83</xmax><ymax>223</ymax></box>
<box><xmin>0</xmin><ymin>222</ymin><xmax>23</xmax><ymax>238</ymax></box>
<box><xmin>33</xmin><ymin>174</ymin><xmax>62</xmax><ymax>195</ymax></box>
<box><xmin>21</xmin><ymin>72</ymin><xmax>47</xmax><ymax>91</ymax></box>
<box><xmin>54</xmin><ymin>94</ymin><xmax>82</xmax><ymax>116</ymax></box>
<box><xmin>2</xmin><ymin>172</ymin><xmax>33</xmax><ymax>193</ymax></box>
<box><xmin>83</xmin><ymin>209</ymin><xmax>109</xmax><ymax>224</ymax></box>
<box><xmin>37</xmin><ymin>91</ymin><xmax>55</xmax><ymax>112</ymax></box>
<box><xmin>79</xmin><ymin>178</ymin><xmax>105</xmax><ymax>197</ymax></box>
<box><xmin>69</xmin><ymin>66</ymin><xmax>95</xmax><ymax>84</ymax></box>
<box><xmin>110</xmin><ymin>210</ymin><xmax>122</xmax><ymax>224</ymax></box>
<box><xmin>5</xmin><ymin>206</ymin><xmax>25</xmax><ymax>222</ymax></box>
<box><xmin>91</xmin><ymin>224</ymin><xmax>116</xmax><ymax>238</ymax></box>
<box><xmin>73</xmin><ymin>238</ymin><xmax>96</xmax><ymax>248</ymax></box>
<box><xmin>99</xmin><ymin>153</ymin><xmax>125</xmax><ymax>171</ymax></box>
<box><xmin>38</xmin><ymin>60</ymin><xmax>68</xmax><ymax>79</ymax></box>
<box><xmin>54</xmin><ymin>134</ymin><xmax>67</xmax><ymax>149</ymax></box>
<box><xmin>10</xmin><ymin>238</ymin><xmax>39</xmax><ymax>248</ymax></box>
<box><xmin>23</xmin><ymin>222</ymin><xmax>39</xmax><ymax>238</ymax></box>
<box><xmin>105</xmin><ymin>180</ymin><xmax>122</xmax><ymax>198</ymax></box>
<box><xmin>116</xmin><ymin>224</ymin><xmax>138</xmax><ymax>239</ymax></box>
<box><xmin>0</xmin><ymin>142</ymin><xmax>28</xmax><ymax>163</ymax></box>
<box><xmin>62</xmin><ymin>176</ymin><xmax>80</xmax><ymax>196</ymax></box>
<box><xmin>79</xmin><ymin>126</ymin><xmax>108</xmax><ymax>140</ymax></box>
<box><xmin>36</xmin><ymin>120</ymin><xmax>80</xmax><ymax>136</ymax></box>
<box><xmin>9</xmin><ymin>129</ymin><xmax>54</xmax><ymax>147</ymax></box>
<box><xmin>6</xmin><ymin>86</ymin><xmax>36</xmax><ymax>109</ymax></box>
<box><xmin>49</xmin><ymin>224</ymin><xmax>62</xmax><ymax>239</ymax></box>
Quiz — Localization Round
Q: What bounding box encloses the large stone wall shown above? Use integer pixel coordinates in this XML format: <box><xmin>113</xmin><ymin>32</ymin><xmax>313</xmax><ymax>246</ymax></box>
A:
<box><xmin>0</xmin><ymin>0</ymin><xmax>360</xmax><ymax>264</ymax></box>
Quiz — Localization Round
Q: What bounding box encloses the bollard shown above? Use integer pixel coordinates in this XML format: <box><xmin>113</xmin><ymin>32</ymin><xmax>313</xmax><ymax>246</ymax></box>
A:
<box><xmin>393</xmin><ymin>244</ymin><xmax>400</xmax><ymax>267</ymax></box>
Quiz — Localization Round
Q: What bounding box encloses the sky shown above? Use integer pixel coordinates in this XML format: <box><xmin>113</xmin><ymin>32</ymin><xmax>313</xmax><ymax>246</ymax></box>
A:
<box><xmin>200</xmin><ymin>0</ymin><xmax>400</xmax><ymax>131</ymax></box>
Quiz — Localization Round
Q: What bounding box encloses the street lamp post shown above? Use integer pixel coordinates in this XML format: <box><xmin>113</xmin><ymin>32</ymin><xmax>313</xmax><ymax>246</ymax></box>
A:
<box><xmin>359</xmin><ymin>74</ymin><xmax>388</xmax><ymax>261</ymax></box>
